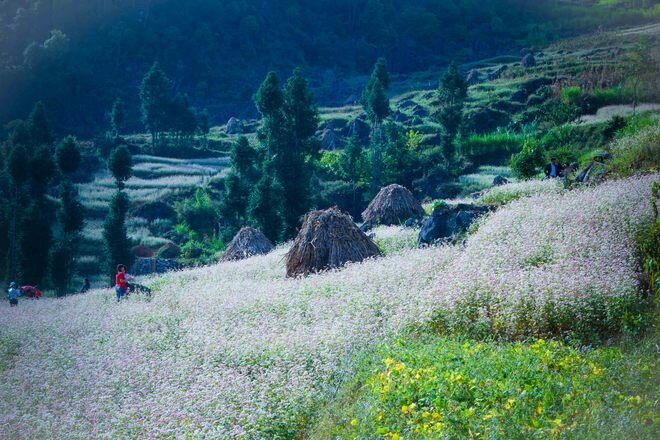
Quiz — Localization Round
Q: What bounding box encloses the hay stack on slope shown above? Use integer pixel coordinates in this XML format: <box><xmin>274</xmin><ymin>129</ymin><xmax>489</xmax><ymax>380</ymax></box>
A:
<box><xmin>362</xmin><ymin>184</ymin><xmax>424</xmax><ymax>227</ymax></box>
<box><xmin>285</xmin><ymin>207</ymin><xmax>381</xmax><ymax>277</ymax></box>
<box><xmin>221</xmin><ymin>227</ymin><xmax>274</xmax><ymax>262</ymax></box>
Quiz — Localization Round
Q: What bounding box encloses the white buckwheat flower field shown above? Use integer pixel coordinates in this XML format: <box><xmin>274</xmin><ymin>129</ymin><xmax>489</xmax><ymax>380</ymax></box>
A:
<box><xmin>0</xmin><ymin>175</ymin><xmax>656</xmax><ymax>438</ymax></box>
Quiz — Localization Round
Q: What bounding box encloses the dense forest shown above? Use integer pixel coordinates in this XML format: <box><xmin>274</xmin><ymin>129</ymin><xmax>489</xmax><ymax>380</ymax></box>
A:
<box><xmin>1</xmin><ymin>0</ymin><xmax>657</xmax><ymax>135</ymax></box>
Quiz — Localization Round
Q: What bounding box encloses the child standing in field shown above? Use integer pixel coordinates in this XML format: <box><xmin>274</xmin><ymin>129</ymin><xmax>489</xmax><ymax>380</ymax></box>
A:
<box><xmin>115</xmin><ymin>264</ymin><xmax>129</xmax><ymax>302</ymax></box>
<box><xmin>7</xmin><ymin>282</ymin><xmax>19</xmax><ymax>307</ymax></box>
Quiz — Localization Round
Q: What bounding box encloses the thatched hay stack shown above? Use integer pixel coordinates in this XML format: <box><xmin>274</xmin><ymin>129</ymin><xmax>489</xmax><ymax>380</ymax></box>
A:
<box><xmin>361</xmin><ymin>184</ymin><xmax>424</xmax><ymax>227</ymax></box>
<box><xmin>285</xmin><ymin>207</ymin><xmax>381</xmax><ymax>277</ymax></box>
<box><xmin>221</xmin><ymin>227</ymin><xmax>274</xmax><ymax>262</ymax></box>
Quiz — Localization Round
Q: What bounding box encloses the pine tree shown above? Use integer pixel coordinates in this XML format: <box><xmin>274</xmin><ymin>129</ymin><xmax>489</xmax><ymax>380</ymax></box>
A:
<box><xmin>111</xmin><ymin>98</ymin><xmax>126</xmax><ymax>137</ymax></box>
<box><xmin>103</xmin><ymin>191</ymin><xmax>133</xmax><ymax>278</ymax></box>
<box><xmin>254</xmin><ymin>70</ymin><xmax>318</xmax><ymax>239</ymax></box>
<box><xmin>52</xmin><ymin>136</ymin><xmax>85</xmax><ymax>296</ymax></box>
<box><xmin>108</xmin><ymin>145</ymin><xmax>133</xmax><ymax>190</ymax></box>
<box><xmin>362</xmin><ymin>59</ymin><xmax>391</xmax><ymax>195</ymax></box>
<box><xmin>140</xmin><ymin>62</ymin><xmax>171</xmax><ymax>146</ymax></box>
<box><xmin>435</xmin><ymin>62</ymin><xmax>468</xmax><ymax>159</ymax></box>
<box><xmin>247</xmin><ymin>160</ymin><xmax>285</xmax><ymax>243</ymax></box>
<box><xmin>280</xmin><ymin>68</ymin><xmax>319</xmax><ymax>237</ymax></box>
<box><xmin>18</xmin><ymin>201</ymin><xmax>52</xmax><ymax>285</ymax></box>
<box><xmin>284</xmin><ymin>68</ymin><xmax>319</xmax><ymax>157</ymax></box>
<box><xmin>221</xmin><ymin>137</ymin><xmax>261</xmax><ymax>237</ymax></box>
<box><xmin>372</xmin><ymin>57</ymin><xmax>391</xmax><ymax>90</ymax></box>
<box><xmin>5</xmin><ymin>145</ymin><xmax>28</xmax><ymax>281</ymax></box>
<box><xmin>27</xmin><ymin>101</ymin><xmax>53</xmax><ymax>147</ymax></box>
<box><xmin>28</xmin><ymin>146</ymin><xmax>55</xmax><ymax>197</ymax></box>
<box><xmin>103</xmin><ymin>146</ymin><xmax>133</xmax><ymax>278</ymax></box>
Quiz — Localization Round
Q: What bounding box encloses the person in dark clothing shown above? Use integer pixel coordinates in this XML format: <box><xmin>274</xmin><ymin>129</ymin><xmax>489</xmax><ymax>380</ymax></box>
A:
<box><xmin>80</xmin><ymin>277</ymin><xmax>91</xmax><ymax>294</ymax></box>
<box><xmin>7</xmin><ymin>282</ymin><xmax>19</xmax><ymax>307</ymax></box>
<box><xmin>544</xmin><ymin>158</ymin><xmax>561</xmax><ymax>178</ymax></box>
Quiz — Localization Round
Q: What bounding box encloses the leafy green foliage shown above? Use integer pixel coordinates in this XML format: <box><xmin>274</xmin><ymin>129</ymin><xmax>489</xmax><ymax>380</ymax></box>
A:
<box><xmin>108</xmin><ymin>146</ymin><xmax>133</xmax><ymax>189</ymax></box>
<box><xmin>247</xmin><ymin>161</ymin><xmax>285</xmax><ymax>243</ymax></box>
<box><xmin>56</xmin><ymin>136</ymin><xmax>82</xmax><ymax>176</ymax></box>
<box><xmin>510</xmin><ymin>139</ymin><xmax>544</xmax><ymax>179</ymax></box>
<box><xmin>103</xmin><ymin>191</ymin><xmax>133</xmax><ymax>278</ymax></box>
<box><xmin>253</xmin><ymin>69</ymin><xmax>318</xmax><ymax>239</ymax></box>
<box><xmin>18</xmin><ymin>201</ymin><xmax>52</xmax><ymax>285</ymax></box>
<box><xmin>324</xmin><ymin>336</ymin><xmax>658</xmax><ymax>439</ymax></box>
<box><xmin>176</xmin><ymin>188</ymin><xmax>218</xmax><ymax>238</ymax></box>
<box><xmin>140</xmin><ymin>62</ymin><xmax>171</xmax><ymax>145</ymax></box>
<box><xmin>435</xmin><ymin>62</ymin><xmax>468</xmax><ymax>159</ymax></box>
<box><xmin>607</xmin><ymin>124</ymin><xmax>659</xmax><ymax>176</ymax></box>
<box><xmin>27</xmin><ymin>101</ymin><xmax>53</xmax><ymax>147</ymax></box>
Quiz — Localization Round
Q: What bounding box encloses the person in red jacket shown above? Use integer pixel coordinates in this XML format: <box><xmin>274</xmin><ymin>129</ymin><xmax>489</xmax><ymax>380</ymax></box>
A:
<box><xmin>20</xmin><ymin>285</ymin><xmax>42</xmax><ymax>299</ymax></box>
<box><xmin>115</xmin><ymin>264</ymin><xmax>129</xmax><ymax>302</ymax></box>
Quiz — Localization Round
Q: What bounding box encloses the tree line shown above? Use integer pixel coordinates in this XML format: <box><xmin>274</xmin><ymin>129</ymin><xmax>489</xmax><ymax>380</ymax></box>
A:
<box><xmin>0</xmin><ymin>102</ymin><xmax>135</xmax><ymax>295</ymax></box>
<box><xmin>2</xmin><ymin>0</ymin><xmax>656</xmax><ymax>136</ymax></box>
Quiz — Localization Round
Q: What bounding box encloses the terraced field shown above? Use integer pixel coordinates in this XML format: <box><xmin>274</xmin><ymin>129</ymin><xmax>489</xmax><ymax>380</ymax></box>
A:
<box><xmin>76</xmin><ymin>155</ymin><xmax>230</xmax><ymax>285</ymax></box>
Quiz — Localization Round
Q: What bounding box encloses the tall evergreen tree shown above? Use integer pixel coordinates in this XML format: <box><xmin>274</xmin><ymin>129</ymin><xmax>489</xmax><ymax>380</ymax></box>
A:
<box><xmin>18</xmin><ymin>202</ymin><xmax>52</xmax><ymax>285</ymax></box>
<box><xmin>247</xmin><ymin>160</ymin><xmax>285</xmax><ymax>243</ymax></box>
<box><xmin>103</xmin><ymin>191</ymin><xmax>133</xmax><ymax>278</ymax></box>
<box><xmin>111</xmin><ymin>98</ymin><xmax>126</xmax><ymax>137</ymax></box>
<box><xmin>5</xmin><ymin>145</ymin><xmax>28</xmax><ymax>281</ymax></box>
<box><xmin>140</xmin><ymin>62</ymin><xmax>171</xmax><ymax>147</ymax></box>
<box><xmin>108</xmin><ymin>145</ymin><xmax>133</xmax><ymax>189</ymax></box>
<box><xmin>103</xmin><ymin>146</ymin><xmax>133</xmax><ymax>278</ymax></box>
<box><xmin>27</xmin><ymin>101</ymin><xmax>53</xmax><ymax>147</ymax></box>
<box><xmin>435</xmin><ymin>62</ymin><xmax>468</xmax><ymax>159</ymax></box>
<box><xmin>253</xmin><ymin>70</ymin><xmax>318</xmax><ymax>239</ymax></box>
<box><xmin>362</xmin><ymin>59</ymin><xmax>391</xmax><ymax>195</ymax></box>
<box><xmin>280</xmin><ymin>68</ymin><xmax>319</xmax><ymax>237</ymax></box>
<box><xmin>52</xmin><ymin>136</ymin><xmax>84</xmax><ymax>296</ymax></box>
<box><xmin>220</xmin><ymin>137</ymin><xmax>261</xmax><ymax>238</ymax></box>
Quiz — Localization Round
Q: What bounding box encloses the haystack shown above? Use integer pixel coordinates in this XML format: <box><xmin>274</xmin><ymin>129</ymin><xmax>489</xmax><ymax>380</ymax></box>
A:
<box><xmin>221</xmin><ymin>227</ymin><xmax>274</xmax><ymax>262</ymax></box>
<box><xmin>361</xmin><ymin>184</ymin><xmax>424</xmax><ymax>227</ymax></box>
<box><xmin>285</xmin><ymin>207</ymin><xmax>381</xmax><ymax>277</ymax></box>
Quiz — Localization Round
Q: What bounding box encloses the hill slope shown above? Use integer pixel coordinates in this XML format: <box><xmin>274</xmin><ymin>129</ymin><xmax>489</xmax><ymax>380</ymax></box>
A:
<box><xmin>0</xmin><ymin>174</ymin><xmax>655</xmax><ymax>438</ymax></box>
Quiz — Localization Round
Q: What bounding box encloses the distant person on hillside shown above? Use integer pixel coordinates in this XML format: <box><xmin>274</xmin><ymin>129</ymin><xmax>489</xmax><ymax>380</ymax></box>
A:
<box><xmin>20</xmin><ymin>285</ymin><xmax>42</xmax><ymax>300</ymax></box>
<box><xmin>115</xmin><ymin>264</ymin><xmax>130</xmax><ymax>302</ymax></box>
<box><xmin>561</xmin><ymin>162</ymin><xmax>574</xmax><ymax>178</ymax></box>
<box><xmin>80</xmin><ymin>277</ymin><xmax>91</xmax><ymax>294</ymax></box>
<box><xmin>7</xmin><ymin>282</ymin><xmax>20</xmax><ymax>307</ymax></box>
<box><xmin>544</xmin><ymin>158</ymin><xmax>561</xmax><ymax>178</ymax></box>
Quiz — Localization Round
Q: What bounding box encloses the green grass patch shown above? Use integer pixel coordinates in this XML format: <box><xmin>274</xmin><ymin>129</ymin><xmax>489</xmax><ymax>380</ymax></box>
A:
<box><xmin>460</xmin><ymin>132</ymin><xmax>524</xmax><ymax>165</ymax></box>
<box><xmin>314</xmin><ymin>332</ymin><xmax>659</xmax><ymax>439</ymax></box>
<box><xmin>0</xmin><ymin>331</ymin><xmax>20</xmax><ymax>372</ymax></box>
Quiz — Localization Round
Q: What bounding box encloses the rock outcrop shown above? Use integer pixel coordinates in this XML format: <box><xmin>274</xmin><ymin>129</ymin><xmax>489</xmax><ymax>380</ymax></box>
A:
<box><xmin>418</xmin><ymin>203</ymin><xmax>490</xmax><ymax>245</ymax></box>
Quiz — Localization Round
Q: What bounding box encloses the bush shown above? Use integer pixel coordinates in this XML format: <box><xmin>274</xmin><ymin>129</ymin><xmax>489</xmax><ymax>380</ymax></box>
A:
<box><xmin>607</xmin><ymin>125</ymin><xmax>659</xmax><ymax>176</ymax></box>
<box><xmin>176</xmin><ymin>188</ymin><xmax>219</xmax><ymax>237</ymax></box>
<box><xmin>510</xmin><ymin>139</ymin><xmax>544</xmax><ymax>178</ymax></box>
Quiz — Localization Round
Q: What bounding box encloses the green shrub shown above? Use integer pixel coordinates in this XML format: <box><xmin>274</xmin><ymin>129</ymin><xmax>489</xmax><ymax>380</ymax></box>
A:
<box><xmin>607</xmin><ymin>124</ymin><xmax>659</xmax><ymax>176</ymax></box>
<box><xmin>561</xmin><ymin>86</ymin><xmax>582</xmax><ymax>106</ymax></box>
<box><xmin>176</xmin><ymin>188</ymin><xmax>219</xmax><ymax>237</ymax></box>
<box><xmin>510</xmin><ymin>139</ymin><xmax>544</xmax><ymax>179</ymax></box>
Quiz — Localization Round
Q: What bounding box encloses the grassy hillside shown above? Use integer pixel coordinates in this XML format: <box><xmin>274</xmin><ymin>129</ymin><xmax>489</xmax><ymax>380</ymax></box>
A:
<box><xmin>53</xmin><ymin>21</ymin><xmax>658</xmax><ymax>287</ymax></box>
<box><xmin>0</xmin><ymin>170</ymin><xmax>656</xmax><ymax>437</ymax></box>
